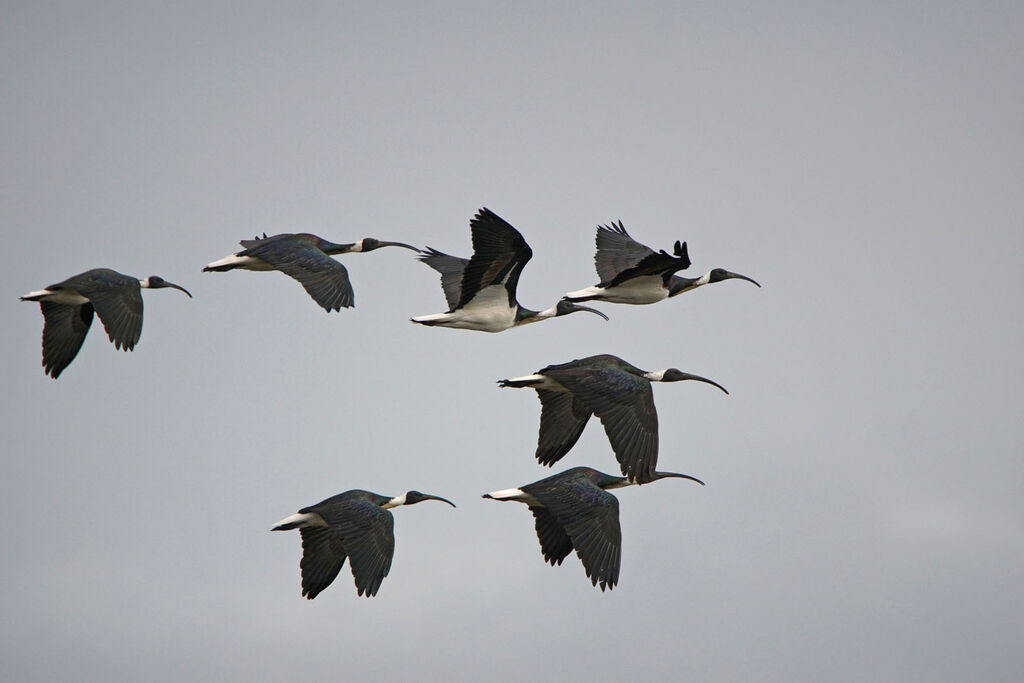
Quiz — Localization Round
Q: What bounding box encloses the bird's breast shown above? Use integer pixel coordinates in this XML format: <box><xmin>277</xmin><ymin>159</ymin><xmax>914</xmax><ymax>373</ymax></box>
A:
<box><xmin>596</xmin><ymin>276</ymin><xmax>670</xmax><ymax>304</ymax></box>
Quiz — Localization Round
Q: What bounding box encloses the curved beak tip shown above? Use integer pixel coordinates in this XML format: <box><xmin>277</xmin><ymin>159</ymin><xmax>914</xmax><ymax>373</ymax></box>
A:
<box><xmin>580</xmin><ymin>305</ymin><xmax>609</xmax><ymax>321</ymax></box>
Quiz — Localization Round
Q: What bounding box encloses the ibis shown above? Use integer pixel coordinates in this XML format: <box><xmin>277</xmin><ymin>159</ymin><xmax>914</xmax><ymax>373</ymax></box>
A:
<box><xmin>203</xmin><ymin>233</ymin><xmax>418</xmax><ymax>312</ymax></box>
<box><xmin>498</xmin><ymin>354</ymin><xmax>727</xmax><ymax>483</ymax></box>
<box><xmin>483</xmin><ymin>466</ymin><xmax>704</xmax><ymax>591</ymax></box>
<box><xmin>564</xmin><ymin>221</ymin><xmax>760</xmax><ymax>305</ymax></box>
<box><xmin>20</xmin><ymin>268</ymin><xmax>192</xmax><ymax>379</ymax></box>
<box><xmin>272</xmin><ymin>489</ymin><xmax>455</xmax><ymax>599</ymax></box>
<box><xmin>411</xmin><ymin>208</ymin><xmax>608</xmax><ymax>332</ymax></box>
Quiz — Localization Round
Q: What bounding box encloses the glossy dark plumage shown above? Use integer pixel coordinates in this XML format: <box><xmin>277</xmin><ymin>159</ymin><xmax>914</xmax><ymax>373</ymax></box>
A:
<box><xmin>499</xmin><ymin>354</ymin><xmax>727</xmax><ymax>483</ymax></box>
<box><xmin>272</xmin><ymin>489</ymin><xmax>454</xmax><ymax>599</ymax></box>
<box><xmin>20</xmin><ymin>268</ymin><xmax>191</xmax><ymax>378</ymax></box>
<box><xmin>484</xmin><ymin>466</ymin><xmax>704</xmax><ymax>591</ymax></box>
<box><xmin>204</xmin><ymin>233</ymin><xmax>418</xmax><ymax>312</ymax></box>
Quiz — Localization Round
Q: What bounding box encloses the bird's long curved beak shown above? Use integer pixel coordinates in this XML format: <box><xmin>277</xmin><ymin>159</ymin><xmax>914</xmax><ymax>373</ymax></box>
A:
<box><xmin>379</xmin><ymin>241</ymin><xmax>419</xmax><ymax>251</ymax></box>
<box><xmin>565</xmin><ymin>301</ymin><xmax>610</xmax><ymax>321</ymax></box>
<box><xmin>679</xmin><ymin>372</ymin><xmax>728</xmax><ymax>394</ymax></box>
<box><xmin>164</xmin><ymin>281</ymin><xmax>193</xmax><ymax>298</ymax></box>
<box><xmin>722</xmin><ymin>270</ymin><xmax>760</xmax><ymax>288</ymax></box>
<box><xmin>421</xmin><ymin>493</ymin><xmax>457</xmax><ymax>507</ymax></box>
<box><xmin>651</xmin><ymin>471</ymin><xmax>706</xmax><ymax>486</ymax></box>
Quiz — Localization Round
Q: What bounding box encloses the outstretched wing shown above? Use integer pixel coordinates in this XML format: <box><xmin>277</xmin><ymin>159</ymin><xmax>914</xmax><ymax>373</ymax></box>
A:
<box><xmin>595</xmin><ymin>222</ymin><xmax>690</xmax><ymax>287</ymax></box>
<box><xmin>594</xmin><ymin>221</ymin><xmax>657</xmax><ymax>281</ymax></box>
<box><xmin>298</xmin><ymin>526</ymin><xmax>348</xmax><ymax>599</ymax></box>
<box><xmin>543</xmin><ymin>363</ymin><xmax>659</xmax><ymax>483</ymax></box>
<box><xmin>322</xmin><ymin>501</ymin><xmax>395</xmax><ymax>598</ymax></box>
<box><xmin>529</xmin><ymin>506</ymin><xmax>574</xmax><ymax>566</ymax></box>
<box><xmin>39</xmin><ymin>301</ymin><xmax>94</xmax><ymax>378</ymax></box>
<box><xmin>72</xmin><ymin>270</ymin><xmax>144</xmax><ymax>351</ymax></box>
<box><xmin>534</xmin><ymin>389</ymin><xmax>593</xmax><ymax>466</ymax></box>
<box><xmin>244</xmin><ymin>238</ymin><xmax>354</xmax><ymax>311</ymax></box>
<box><xmin>418</xmin><ymin>247</ymin><xmax>468</xmax><ymax>310</ymax></box>
<box><xmin>526</xmin><ymin>478</ymin><xmax>622</xmax><ymax>590</ymax></box>
<box><xmin>458</xmin><ymin>208</ymin><xmax>532</xmax><ymax>308</ymax></box>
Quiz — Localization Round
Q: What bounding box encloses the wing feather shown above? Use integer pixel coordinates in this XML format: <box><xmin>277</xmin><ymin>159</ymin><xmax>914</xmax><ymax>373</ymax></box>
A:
<box><xmin>39</xmin><ymin>302</ymin><xmax>94</xmax><ymax>378</ymax></box>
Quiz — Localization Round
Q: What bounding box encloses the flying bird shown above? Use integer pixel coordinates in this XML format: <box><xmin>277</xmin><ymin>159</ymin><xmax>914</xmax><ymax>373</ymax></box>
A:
<box><xmin>272</xmin><ymin>489</ymin><xmax>455</xmax><ymax>599</ymax></box>
<box><xmin>20</xmin><ymin>268</ymin><xmax>192</xmax><ymax>379</ymax></box>
<box><xmin>499</xmin><ymin>354</ymin><xmax>727</xmax><ymax>483</ymax></box>
<box><xmin>411</xmin><ymin>208</ymin><xmax>608</xmax><ymax>332</ymax></box>
<box><xmin>203</xmin><ymin>233</ymin><xmax>418</xmax><ymax>311</ymax></box>
<box><xmin>564</xmin><ymin>221</ymin><xmax>760</xmax><ymax>305</ymax></box>
<box><xmin>483</xmin><ymin>466</ymin><xmax>704</xmax><ymax>591</ymax></box>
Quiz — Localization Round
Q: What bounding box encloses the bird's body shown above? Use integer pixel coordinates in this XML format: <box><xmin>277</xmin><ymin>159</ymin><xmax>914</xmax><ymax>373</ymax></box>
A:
<box><xmin>564</xmin><ymin>221</ymin><xmax>759</xmax><ymax>305</ymax></box>
<box><xmin>203</xmin><ymin>233</ymin><xmax>417</xmax><ymax>312</ymax></box>
<box><xmin>412</xmin><ymin>208</ymin><xmax>608</xmax><ymax>332</ymax></box>
<box><xmin>20</xmin><ymin>268</ymin><xmax>192</xmax><ymax>378</ymax></box>
<box><xmin>483</xmin><ymin>466</ymin><xmax>704</xmax><ymax>590</ymax></box>
<box><xmin>499</xmin><ymin>354</ymin><xmax>727</xmax><ymax>483</ymax></box>
<box><xmin>272</xmin><ymin>488</ymin><xmax>454</xmax><ymax>599</ymax></box>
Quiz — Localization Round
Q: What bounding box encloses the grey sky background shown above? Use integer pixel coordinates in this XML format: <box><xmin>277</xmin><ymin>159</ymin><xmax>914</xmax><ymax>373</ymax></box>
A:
<box><xmin>2</xmin><ymin>2</ymin><xmax>1022</xmax><ymax>681</ymax></box>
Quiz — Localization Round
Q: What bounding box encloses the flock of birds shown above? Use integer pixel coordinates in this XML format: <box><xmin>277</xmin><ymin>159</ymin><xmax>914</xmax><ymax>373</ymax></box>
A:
<box><xmin>20</xmin><ymin>207</ymin><xmax>759</xmax><ymax>596</ymax></box>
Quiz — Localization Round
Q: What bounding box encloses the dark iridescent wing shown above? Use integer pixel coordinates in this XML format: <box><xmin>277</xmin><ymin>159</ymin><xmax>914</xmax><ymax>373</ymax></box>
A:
<box><xmin>73</xmin><ymin>271</ymin><xmax>144</xmax><ymax>351</ymax></box>
<box><xmin>535</xmin><ymin>389</ymin><xmax>593</xmax><ymax>466</ymax></box>
<box><xmin>594</xmin><ymin>222</ymin><xmax>657</xmax><ymax>282</ymax></box>
<box><xmin>529</xmin><ymin>506</ymin><xmax>574</xmax><ymax>566</ymax></box>
<box><xmin>543</xmin><ymin>362</ymin><xmax>659</xmax><ymax>483</ymax></box>
<box><xmin>458</xmin><ymin>208</ymin><xmax>532</xmax><ymax>308</ymax></box>
<box><xmin>324</xmin><ymin>501</ymin><xmax>395</xmax><ymax>598</ymax></box>
<box><xmin>245</xmin><ymin>238</ymin><xmax>354</xmax><ymax>311</ymax></box>
<box><xmin>39</xmin><ymin>301</ymin><xmax>94</xmax><ymax>378</ymax></box>
<box><xmin>298</xmin><ymin>526</ymin><xmax>348</xmax><ymax>599</ymax></box>
<box><xmin>594</xmin><ymin>222</ymin><xmax>690</xmax><ymax>287</ymax></box>
<box><xmin>418</xmin><ymin>247</ymin><xmax>468</xmax><ymax>310</ymax></box>
<box><xmin>527</xmin><ymin>478</ymin><xmax>622</xmax><ymax>590</ymax></box>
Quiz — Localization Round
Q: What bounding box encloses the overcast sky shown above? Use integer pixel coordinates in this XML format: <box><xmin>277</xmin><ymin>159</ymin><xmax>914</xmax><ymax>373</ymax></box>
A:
<box><xmin>2</xmin><ymin>2</ymin><xmax>1022</xmax><ymax>681</ymax></box>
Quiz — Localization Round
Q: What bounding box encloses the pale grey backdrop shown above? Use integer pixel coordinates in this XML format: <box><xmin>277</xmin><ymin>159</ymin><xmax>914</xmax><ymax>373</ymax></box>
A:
<box><xmin>2</xmin><ymin>2</ymin><xmax>1022</xmax><ymax>681</ymax></box>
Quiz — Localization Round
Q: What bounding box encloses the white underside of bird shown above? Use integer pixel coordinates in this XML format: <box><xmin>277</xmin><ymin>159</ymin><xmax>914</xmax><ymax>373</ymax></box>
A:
<box><xmin>411</xmin><ymin>284</ymin><xmax>518</xmax><ymax>332</ymax></box>
<box><xmin>565</xmin><ymin>275</ymin><xmax>668</xmax><ymax>305</ymax></box>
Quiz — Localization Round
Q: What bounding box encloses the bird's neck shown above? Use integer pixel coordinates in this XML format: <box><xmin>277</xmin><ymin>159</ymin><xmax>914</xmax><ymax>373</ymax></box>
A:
<box><xmin>642</xmin><ymin>370</ymin><xmax>668</xmax><ymax>381</ymax></box>
<box><xmin>382</xmin><ymin>493</ymin><xmax>406</xmax><ymax>509</ymax></box>
<box><xmin>324</xmin><ymin>240</ymin><xmax>359</xmax><ymax>255</ymax></box>
<box><xmin>667</xmin><ymin>272</ymin><xmax>711</xmax><ymax>297</ymax></box>
<box><xmin>514</xmin><ymin>305</ymin><xmax>546</xmax><ymax>325</ymax></box>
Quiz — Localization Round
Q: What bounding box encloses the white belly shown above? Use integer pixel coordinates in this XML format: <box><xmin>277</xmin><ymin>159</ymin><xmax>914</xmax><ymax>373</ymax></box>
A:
<box><xmin>413</xmin><ymin>285</ymin><xmax>517</xmax><ymax>332</ymax></box>
<box><xmin>568</xmin><ymin>276</ymin><xmax>668</xmax><ymax>305</ymax></box>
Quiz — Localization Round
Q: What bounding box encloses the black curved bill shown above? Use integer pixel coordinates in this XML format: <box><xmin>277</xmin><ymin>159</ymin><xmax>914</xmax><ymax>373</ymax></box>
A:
<box><xmin>651</xmin><ymin>471</ymin><xmax>706</xmax><ymax>486</ymax></box>
<box><xmin>417</xmin><ymin>492</ymin><xmax>457</xmax><ymax>507</ymax></box>
<box><xmin>722</xmin><ymin>270</ymin><xmax>760</xmax><ymax>288</ymax></box>
<box><xmin>163</xmin><ymin>280</ymin><xmax>193</xmax><ymax>298</ymax></box>
<box><xmin>568</xmin><ymin>302</ymin><xmax>610</xmax><ymax>320</ymax></box>
<box><xmin>379</xmin><ymin>241</ymin><xmax>419</xmax><ymax>251</ymax></box>
<box><xmin>678</xmin><ymin>372</ymin><xmax>728</xmax><ymax>395</ymax></box>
